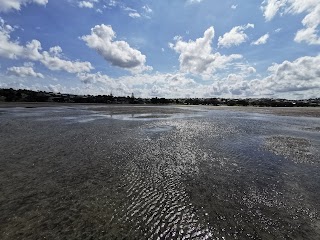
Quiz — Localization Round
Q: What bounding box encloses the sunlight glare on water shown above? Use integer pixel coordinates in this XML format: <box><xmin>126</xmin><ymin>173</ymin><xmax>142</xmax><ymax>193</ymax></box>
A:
<box><xmin>0</xmin><ymin>105</ymin><xmax>320</xmax><ymax>239</ymax></box>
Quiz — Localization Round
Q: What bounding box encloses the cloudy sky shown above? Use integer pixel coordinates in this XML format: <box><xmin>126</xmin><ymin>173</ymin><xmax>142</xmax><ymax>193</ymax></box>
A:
<box><xmin>0</xmin><ymin>0</ymin><xmax>319</xmax><ymax>99</ymax></box>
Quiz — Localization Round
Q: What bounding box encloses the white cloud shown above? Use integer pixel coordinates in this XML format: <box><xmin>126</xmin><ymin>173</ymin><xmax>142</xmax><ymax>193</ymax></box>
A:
<box><xmin>295</xmin><ymin>27</ymin><xmax>320</xmax><ymax>45</ymax></box>
<box><xmin>0</xmin><ymin>19</ymin><xmax>93</xmax><ymax>73</ymax></box>
<box><xmin>266</xmin><ymin>55</ymin><xmax>320</xmax><ymax>91</ymax></box>
<box><xmin>81</xmin><ymin>24</ymin><xmax>152</xmax><ymax>73</ymax></box>
<box><xmin>129</xmin><ymin>12</ymin><xmax>141</xmax><ymax>18</ymax></box>
<box><xmin>261</xmin><ymin>0</ymin><xmax>286</xmax><ymax>21</ymax></box>
<box><xmin>0</xmin><ymin>0</ymin><xmax>48</xmax><ymax>12</ymax></box>
<box><xmin>49</xmin><ymin>46</ymin><xmax>62</xmax><ymax>56</ymax></box>
<box><xmin>3</xmin><ymin>54</ymin><xmax>319</xmax><ymax>99</ymax></box>
<box><xmin>75</xmin><ymin>71</ymin><xmax>198</xmax><ymax>98</ymax></box>
<box><xmin>7</xmin><ymin>65</ymin><xmax>44</xmax><ymax>78</ymax></box>
<box><xmin>251</xmin><ymin>33</ymin><xmax>270</xmax><ymax>45</ymax></box>
<box><xmin>77</xmin><ymin>72</ymin><xmax>111</xmax><ymax>84</ymax></box>
<box><xmin>231</xmin><ymin>5</ymin><xmax>237</xmax><ymax>9</ymax></box>
<box><xmin>77</xmin><ymin>72</ymin><xmax>132</xmax><ymax>96</ymax></box>
<box><xmin>47</xmin><ymin>84</ymin><xmax>61</xmax><ymax>93</ymax></box>
<box><xmin>245</xmin><ymin>55</ymin><xmax>320</xmax><ymax>97</ymax></box>
<box><xmin>41</xmin><ymin>49</ymin><xmax>93</xmax><ymax>73</ymax></box>
<box><xmin>119</xmin><ymin>72</ymin><xmax>197</xmax><ymax>98</ymax></box>
<box><xmin>123</xmin><ymin>7</ymin><xmax>136</xmax><ymax>12</ymax></box>
<box><xmin>198</xmin><ymin>55</ymin><xmax>320</xmax><ymax>98</ymax></box>
<box><xmin>0</xmin><ymin>19</ymin><xmax>24</xmax><ymax>59</ymax></box>
<box><xmin>170</xmin><ymin>26</ymin><xmax>242</xmax><ymax>78</ymax></box>
<box><xmin>78</xmin><ymin>1</ymin><xmax>94</xmax><ymax>8</ymax></box>
<box><xmin>294</xmin><ymin>4</ymin><xmax>320</xmax><ymax>44</ymax></box>
<box><xmin>188</xmin><ymin>0</ymin><xmax>204</xmax><ymax>4</ymax></box>
<box><xmin>23</xmin><ymin>62</ymin><xmax>34</xmax><ymax>67</ymax></box>
<box><xmin>142</xmin><ymin>5</ymin><xmax>152</xmax><ymax>13</ymax></box>
<box><xmin>22</xmin><ymin>40</ymin><xmax>93</xmax><ymax>73</ymax></box>
<box><xmin>231</xmin><ymin>55</ymin><xmax>320</xmax><ymax>98</ymax></box>
<box><xmin>142</xmin><ymin>55</ymin><xmax>319</xmax><ymax>98</ymax></box>
<box><xmin>261</xmin><ymin>0</ymin><xmax>320</xmax><ymax>45</ymax></box>
<box><xmin>218</xmin><ymin>23</ymin><xmax>254</xmax><ymax>48</ymax></box>
<box><xmin>124</xmin><ymin>6</ymin><xmax>152</xmax><ymax>19</ymax></box>
<box><xmin>141</xmin><ymin>5</ymin><xmax>153</xmax><ymax>18</ymax></box>
<box><xmin>247</xmin><ymin>66</ymin><xmax>257</xmax><ymax>74</ymax></box>
<box><xmin>108</xmin><ymin>0</ymin><xmax>116</xmax><ymax>7</ymax></box>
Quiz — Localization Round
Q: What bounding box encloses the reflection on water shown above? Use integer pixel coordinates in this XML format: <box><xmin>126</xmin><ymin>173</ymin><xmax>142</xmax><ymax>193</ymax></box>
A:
<box><xmin>0</xmin><ymin>106</ymin><xmax>320</xmax><ymax>239</ymax></box>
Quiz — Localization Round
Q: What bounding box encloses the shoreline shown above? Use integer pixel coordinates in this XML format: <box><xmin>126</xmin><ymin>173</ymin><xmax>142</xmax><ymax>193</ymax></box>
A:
<box><xmin>1</xmin><ymin>102</ymin><xmax>320</xmax><ymax>118</ymax></box>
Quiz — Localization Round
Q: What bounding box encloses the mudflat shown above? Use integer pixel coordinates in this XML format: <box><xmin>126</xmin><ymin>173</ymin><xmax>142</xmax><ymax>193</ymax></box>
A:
<box><xmin>1</xmin><ymin>102</ymin><xmax>320</xmax><ymax>117</ymax></box>
<box><xmin>0</xmin><ymin>104</ymin><xmax>320</xmax><ymax>239</ymax></box>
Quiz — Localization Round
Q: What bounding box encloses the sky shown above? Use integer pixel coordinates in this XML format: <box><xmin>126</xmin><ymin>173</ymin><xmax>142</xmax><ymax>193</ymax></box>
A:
<box><xmin>0</xmin><ymin>0</ymin><xmax>319</xmax><ymax>99</ymax></box>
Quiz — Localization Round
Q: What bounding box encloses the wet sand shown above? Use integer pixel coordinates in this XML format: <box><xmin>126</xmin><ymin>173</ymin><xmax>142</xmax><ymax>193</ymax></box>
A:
<box><xmin>1</xmin><ymin>102</ymin><xmax>320</xmax><ymax>117</ymax></box>
<box><xmin>204</xmin><ymin>105</ymin><xmax>320</xmax><ymax>118</ymax></box>
<box><xmin>0</xmin><ymin>104</ymin><xmax>320</xmax><ymax>239</ymax></box>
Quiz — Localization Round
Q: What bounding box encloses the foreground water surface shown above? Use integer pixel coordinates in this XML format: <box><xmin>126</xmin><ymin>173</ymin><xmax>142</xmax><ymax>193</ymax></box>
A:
<box><xmin>0</xmin><ymin>105</ymin><xmax>320</xmax><ymax>239</ymax></box>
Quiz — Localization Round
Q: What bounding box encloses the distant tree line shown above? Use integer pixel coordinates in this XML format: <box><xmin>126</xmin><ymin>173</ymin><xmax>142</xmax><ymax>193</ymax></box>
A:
<box><xmin>0</xmin><ymin>88</ymin><xmax>319</xmax><ymax>107</ymax></box>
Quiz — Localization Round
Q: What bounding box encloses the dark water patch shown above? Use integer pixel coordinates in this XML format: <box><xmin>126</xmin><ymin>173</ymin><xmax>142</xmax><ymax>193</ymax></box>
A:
<box><xmin>133</xmin><ymin>114</ymin><xmax>171</xmax><ymax>119</ymax></box>
<box><xmin>304</xmin><ymin>126</ymin><xmax>320</xmax><ymax>132</ymax></box>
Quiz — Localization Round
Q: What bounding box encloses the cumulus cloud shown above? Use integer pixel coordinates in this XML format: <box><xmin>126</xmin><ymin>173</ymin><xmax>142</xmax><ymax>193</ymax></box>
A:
<box><xmin>233</xmin><ymin>62</ymin><xmax>257</xmax><ymax>75</ymax></box>
<box><xmin>169</xmin><ymin>26</ymin><xmax>242</xmax><ymax>78</ymax></box>
<box><xmin>251</xmin><ymin>33</ymin><xmax>270</xmax><ymax>45</ymax></box>
<box><xmin>231</xmin><ymin>5</ymin><xmax>237</xmax><ymax>9</ymax></box>
<box><xmin>25</xmin><ymin>40</ymin><xmax>93</xmax><ymax>73</ymax></box>
<box><xmin>211</xmin><ymin>55</ymin><xmax>320</xmax><ymax>98</ymax></box>
<box><xmin>294</xmin><ymin>4</ymin><xmax>320</xmax><ymax>44</ymax></box>
<box><xmin>77</xmin><ymin>72</ymin><xmax>111</xmax><ymax>84</ymax></box>
<box><xmin>295</xmin><ymin>27</ymin><xmax>320</xmax><ymax>45</ymax></box>
<box><xmin>7</xmin><ymin>65</ymin><xmax>44</xmax><ymax>78</ymax></box>
<box><xmin>0</xmin><ymin>19</ymin><xmax>24</xmax><ymax>59</ymax></box>
<box><xmin>247</xmin><ymin>66</ymin><xmax>257</xmax><ymax>74</ymax></box>
<box><xmin>75</xmin><ymin>70</ymin><xmax>198</xmax><ymax>98</ymax></box>
<box><xmin>81</xmin><ymin>24</ymin><xmax>152</xmax><ymax>73</ymax></box>
<box><xmin>77</xmin><ymin>72</ymin><xmax>132</xmax><ymax>96</ymax></box>
<box><xmin>264</xmin><ymin>55</ymin><xmax>320</xmax><ymax>92</ymax></box>
<box><xmin>4</xmin><ymin>55</ymin><xmax>319</xmax><ymax>99</ymax></box>
<box><xmin>41</xmin><ymin>50</ymin><xmax>93</xmax><ymax>73</ymax></box>
<box><xmin>200</xmin><ymin>55</ymin><xmax>320</xmax><ymax>98</ymax></box>
<box><xmin>49</xmin><ymin>46</ymin><xmax>62</xmax><ymax>56</ymax></box>
<box><xmin>152</xmin><ymin>55</ymin><xmax>319</xmax><ymax>98</ymax></box>
<box><xmin>261</xmin><ymin>0</ymin><xmax>320</xmax><ymax>45</ymax></box>
<box><xmin>0</xmin><ymin>19</ymin><xmax>93</xmax><ymax>73</ymax></box>
<box><xmin>124</xmin><ymin>72</ymin><xmax>197</xmax><ymax>98</ymax></box>
<box><xmin>218</xmin><ymin>23</ymin><xmax>254</xmax><ymax>48</ymax></box>
<box><xmin>0</xmin><ymin>0</ymin><xmax>48</xmax><ymax>12</ymax></box>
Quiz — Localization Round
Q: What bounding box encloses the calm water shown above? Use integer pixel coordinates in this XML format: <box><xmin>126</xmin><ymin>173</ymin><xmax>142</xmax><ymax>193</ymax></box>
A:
<box><xmin>0</xmin><ymin>105</ymin><xmax>320</xmax><ymax>239</ymax></box>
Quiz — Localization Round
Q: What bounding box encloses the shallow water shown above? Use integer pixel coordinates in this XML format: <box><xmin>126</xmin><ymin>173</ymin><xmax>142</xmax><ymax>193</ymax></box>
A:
<box><xmin>0</xmin><ymin>105</ymin><xmax>320</xmax><ymax>239</ymax></box>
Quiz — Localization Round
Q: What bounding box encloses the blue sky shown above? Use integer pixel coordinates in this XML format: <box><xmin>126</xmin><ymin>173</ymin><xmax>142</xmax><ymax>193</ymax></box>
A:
<box><xmin>0</xmin><ymin>0</ymin><xmax>319</xmax><ymax>99</ymax></box>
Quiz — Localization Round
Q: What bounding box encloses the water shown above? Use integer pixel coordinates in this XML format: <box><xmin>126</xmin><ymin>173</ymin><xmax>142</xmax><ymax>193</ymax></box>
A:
<box><xmin>0</xmin><ymin>105</ymin><xmax>319</xmax><ymax>239</ymax></box>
